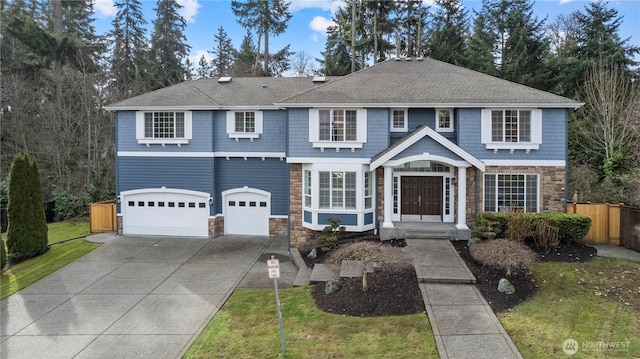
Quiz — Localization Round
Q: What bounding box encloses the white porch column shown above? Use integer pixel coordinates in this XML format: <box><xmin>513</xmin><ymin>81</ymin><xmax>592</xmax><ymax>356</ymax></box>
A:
<box><xmin>456</xmin><ymin>166</ymin><xmax>469</xmax><ymax>229</ymax></box>
<box><xmin>382</xmin><ymin>166</ymin><xmax>394</xmax><ymax>228</ymax></box>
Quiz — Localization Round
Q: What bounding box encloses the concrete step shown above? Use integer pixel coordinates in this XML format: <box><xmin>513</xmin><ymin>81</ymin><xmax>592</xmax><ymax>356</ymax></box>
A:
<box><xmin>293</xmin><ymin>268</ymin><xmax>312</xmax><ymax>286</ymax></box>
<box><xmin>405</xmin><ymin>230</ymin><xmax>453</xmax><ymax>240</ymax></box>
<box><xmin>414</xmin><ymin>265</ymin><xmax>476</xmax><ymax>284</ymax></box>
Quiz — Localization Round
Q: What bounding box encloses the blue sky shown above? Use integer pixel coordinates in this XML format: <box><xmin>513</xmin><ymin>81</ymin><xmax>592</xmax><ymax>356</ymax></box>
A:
<box><xmin>92</xmin><ymin>0</ymin><xmax>640</xmax><ymax>73</ymax></box>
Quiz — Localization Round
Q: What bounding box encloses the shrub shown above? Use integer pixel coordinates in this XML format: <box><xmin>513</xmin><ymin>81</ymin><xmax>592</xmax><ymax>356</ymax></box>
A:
<box><xmin>52</xmin><ymin>188</ymin><xmax>88</xmax><ymax>221</ymax></box>
<box><xmin>316</xmin><ymin>217</ymin><xmax>345</xmax><ymax>251</ymax></box>
<box><xmin>327</xmin><ymin>241</ymin><xmax>413</xmax><ymax>291</ymax></box>
<box><xmin>506</xmin><ymin>211</ymin><xmax>533</xmax><ymax>242</ymax></box>
<box><xmin>470</xmin><ymin>239</ymin><xmax>537</xmax><ymax>276</ymax></box>
<box><xmin>1</xmin><ymin>239</ymin><xmax>6</xmax><ymax>271</ymax></box>
<box><xmin>531</xmin><ymin>219</ymin><xmax>560</xmax><ymax>249</ymax></box>
<box><xmin>475</xmin><ymin>212</ymin><xmax>591</xmax><ymax>243</ymax></box>
<box><xmin>6</xmin><ymin>154</ymin><xmax>48</xmax><ymax>262</ymax></box>
<box><xmin>474</xmin><ymin>212</ymin><xmax>507</xmax><ymax>240</ymax></box>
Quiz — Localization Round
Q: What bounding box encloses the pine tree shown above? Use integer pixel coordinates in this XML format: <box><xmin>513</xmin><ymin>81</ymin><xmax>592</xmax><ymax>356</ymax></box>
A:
<box><xmin>394</xmin><ymin>0</ymin><xmax>429</xmax><ymax>57</ymax></box>
<box><xmin>108</xmin><ymin>0</ymin><xmax>148</xmax><ymax>100</ymax></box>
<box><xmin>465</xmin><ymin>12</ymin><xmax>497</xmax><ymax>76</ymax></box>
<box><xmin>560</xmin><ymin>1</ymin><xmax>639</xmax><ymax>98</ymax></box>
<box><xmin>210</xmin><ymin>26</ymin><xmax>236</xmax><ymax>77</ymax></box>
<box><xmin>427</xmin><ymin>0</ymin><xmax>468</xmax><ymax>66</ymax></box>
<box><xmin>196</xmin><ymin>54</ymin><xmax>212</xmax><ymax>78</ymax></box>
<box><xmin>7</xmin><ymin>154</ymin><xmax>48</xmax><ymax>263</ymax></box>
<box><xmin>231</xmin><ymin>0</ymin><xmax>292</xmax><ymax>76</ymax></box>
<box><xmin>319</xmin><ymin>25</ymin><xmax>352</xmax><ymax>76</ymax></box>
<box><xmin>364</xmin><ymin>1</ymin><xmax>396</xmax><ymax>63</ymax></box>
<box><xmin>148</xmin><ymin>0</ymin><xmax>190</xmax><ymax>89</ymax></box>
<box><xmin>233</xmin><ymin>31</ymin><xmax>258</xmax><ymax>76</ymax></box>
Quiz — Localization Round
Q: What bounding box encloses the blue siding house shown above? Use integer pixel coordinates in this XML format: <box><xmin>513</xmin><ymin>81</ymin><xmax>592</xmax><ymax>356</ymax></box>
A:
<box><xmin>105</xmin><ymin>58</ymin><xmax>581</xmax><ymax>247</ymax></box>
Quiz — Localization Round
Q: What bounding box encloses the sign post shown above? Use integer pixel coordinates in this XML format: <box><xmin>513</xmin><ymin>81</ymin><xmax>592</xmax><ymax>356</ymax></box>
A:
<box><xmin>267</xmin><ymin>256</ymin><xmax>285</xmax><ymax>357</ymax></box>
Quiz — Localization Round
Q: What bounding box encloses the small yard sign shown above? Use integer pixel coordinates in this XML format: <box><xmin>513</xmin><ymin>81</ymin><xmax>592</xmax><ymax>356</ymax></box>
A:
<box><xmin>267</xmin><ymin>256</ymin><xmax>286</xmax><ymax>357</ymax></box>
<box><xmin>268</xmin><ymin>258</ymin><xmax>280</xmax><ymax>279</ymax></box>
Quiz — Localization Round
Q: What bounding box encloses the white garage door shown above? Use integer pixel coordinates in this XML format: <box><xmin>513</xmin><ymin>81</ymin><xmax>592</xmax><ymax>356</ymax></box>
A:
<box><xmin>223</xmin><ymin>188</ymin><xmax>270</xmax><ymax>236</ymax></box>
<box><xmin>122</xmin><ymin>188</ymin><xmax>210</xmax><ymax>237</ymax></box>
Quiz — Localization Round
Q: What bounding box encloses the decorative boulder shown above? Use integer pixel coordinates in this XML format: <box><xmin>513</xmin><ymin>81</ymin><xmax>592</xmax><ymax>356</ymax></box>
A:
<box><xmin>498</xmin><ymin>278</ymin><xmax>515</xmax><ymax>295</ymax></box>
<box><xmin>325</xmin><ymin>279</ymin><xmax>341</xmax><ymax>294</ymax></box>
<box><xmin>307</xmin><ymin>248</ymin><xmax>317</xmax><ymax>259</ymax></box>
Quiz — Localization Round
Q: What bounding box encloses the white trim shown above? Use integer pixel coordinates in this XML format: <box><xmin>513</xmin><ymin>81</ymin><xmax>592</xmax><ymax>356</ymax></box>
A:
<box><xmin>118</xmin><ymin>151</ymin><xmax>215</xmax><ymax>158</ymax></box>
<box><xmin>273</xmin><ymin>102</ymin><xmax>583</xmax><ymax>109</ymax></box>
<box><xmin>481</xmin><ymin>109</ymin><xmax>542</xmax><ymax>151</ymax></box>
<box><xmin>435</xmin><ymin>108</ymin><xmax>454</xmax><ymax>132</ymax></box>
<box><xmin>226</xmin><ymin>110</ymin><xmax>264</xmax><ymax>140</ymax></box>
<box><xmin>370</xmin><ymin>126</ymin><xmax>485</xmax><ymax>171</ymax></box>
<box><xmin>309</xmin><ymin>108</ymin><xmax>367</xmax><ymax>150</ymax></box>
<box><xmin>118</xmin><ymin>151</ymin><xmax>287</xmax><ymax>158</ymax></box>
<box><xmin>287</xmin><ymin>157</ymin><xmax>370</xmax><ymax>164</ymax></box>
<box><xmin>121</xmin><ymin>187</ymin><xmax>210</xmax><ymax>198</ymax></box>
<box><xmin>386</xmin><ymin>154</ymin><xmax>470</xmax><ymax>169</ymax></box>
<box><xmin>106</xmin><ymin>105</ymin><xmax>284</xmax><ymax>111</ymax></box>
<box><xmin>390</xmin><ymin>108</ymin><xmax>408</xmax><ymax>132</ymax></box>
<box><xmin>135</xmin><ymin>111</ymin><xmax>193</xmax><ymax>145</ymax></box>
<box><xmin>481</xmin><ymin>160</ymin><xmax>566</xmax><ymax>166</ymax></box>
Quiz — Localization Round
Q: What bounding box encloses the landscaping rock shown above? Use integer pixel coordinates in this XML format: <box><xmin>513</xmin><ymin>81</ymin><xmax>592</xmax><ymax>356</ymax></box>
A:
<box><xmin>307</xmin><ymin>248</ymin><xmax>317</xmax><ymax>259</ymax></box>
<box><xmin>325</xmin><ymin>279</ymin><xmax>341</xmax><ymax>294</ymax></box>
<box><xmin>498</xmin><ymin>278</ymin><xmax>515</xmax><ymax>295</ymax></box>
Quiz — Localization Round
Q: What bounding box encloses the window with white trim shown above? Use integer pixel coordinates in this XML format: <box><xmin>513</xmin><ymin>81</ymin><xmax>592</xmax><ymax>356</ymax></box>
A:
<box><xmin>481</xmin><ymin>109</ymin><xmax>542</xmax><ymax>150</ymax></box>
<box><xmin>226</xmin><ymin>110</ymin><xmax>263</xmax><ymax>139</ymax></box>
<box><xmin>364</xmin><ymin>172</ymin><xmax>373</xmax><ymax>209</ymax></box>
<box><xmin>235</xmin><ymin>111</ymin><xmax>255</xmax><ymax>133</ymax></box>
<box><xmin>484</xmin><ymin>174</ymin><xmax>538</xmax><ymax>213</ymax></box>
<box><xmin>136</xmin><ymin>111</ymin><xmax>192</xmax><ymax>145</ymax></box>
<box><xmin>304</xmin><ymin>170</ymin><xmax>312</xmax><ymax>207</ymax></box>
<box><xmin>390</xmin><ymin>109</ymin><xmax>407</xmax><ymax>132</ymax></box>
<box><xmin>309</xmin><ymin>109</ymin><xmax>367</xmax><ymax>149</ymax></box>
<box><xmin>319</xmin><ymin>171</ymin><xmax>356</xmax><ymax>209</ymax></box>
<box><xmin>436</xmin><ymin>109</ymin><xmax>453</xmax><ymax>132</ymax></box>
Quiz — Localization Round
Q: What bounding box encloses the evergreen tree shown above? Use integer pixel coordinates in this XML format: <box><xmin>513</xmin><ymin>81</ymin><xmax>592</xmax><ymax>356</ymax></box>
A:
<box><xmin>427</xmin><ymin>0</ymin><xmax>468</xmax><ymax>66</ymax></box>
<box><xmin>560</xmin><ymin>1</ymin><xmax>639</xmax><ymax>98</ymax></box>
<box><xmin>148</xmin><ymin>0</ymin><xmax>190</xmax><ymax>89</ymax></box>
<box><xmin>1</xmin><ymin>238</ymin><xmax>6</xmax><ymax>270</ymax></box>
<box><xmin>364</xmin><ymin>1</ymin><xmax>396</xmax><ymax>63</ymax></box>
<box><xmin>108</xmin><ymin>0</ymin><xmax>148</xmax><ymax>101</ymax></box>
<box><xmin>233</xmin><ymin>31</ymin><xmax>258</xmax><ymax>76</ymax></box>
<box><xmin>394</xmin><ymin>0</ymin><xmax>429</xmax><ymax>57</ymax></box>
<box><xmin>465</xmin><ymin>12</ymin><xmax>497</xmax><ymax>75</ymax></box>
<box><xmin>231</xmin><ymin>0</ymin><xmax>292</xmax><ymax>76</ymax></box>
<box><xmin>7</xmin><ymin>154</ymin><xmax>48</xmax><ymax>263</ymax></box>
<box><xmin>196</xmin><ymin>54</ymin><xmax>212</xmax><ymax>78</ymax></box>
<box><xmin>319</xmin><ymin>25</ymin><xmax>352</xmax><ymax>76</ymax></box>
<box><xmin>210</xmin><ymin>26</ymin><xmax>236</xmax><ymax>77</ymax></box>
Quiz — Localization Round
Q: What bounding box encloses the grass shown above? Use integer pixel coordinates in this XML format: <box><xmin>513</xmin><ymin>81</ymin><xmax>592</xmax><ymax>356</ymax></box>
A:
<box><xmin>184</xmin><ymin>286</ymin><xmax>438</xmax><ymax>359</ymax></box>
<box><xmin>500</xmin><ymin>258</ymin><xmax>640</xmax><ymax>358</ymax></box>
<box><xmin>1</xmin><ymin>221</ymin><xmax>99</xmax><ymax>300</ymax></box>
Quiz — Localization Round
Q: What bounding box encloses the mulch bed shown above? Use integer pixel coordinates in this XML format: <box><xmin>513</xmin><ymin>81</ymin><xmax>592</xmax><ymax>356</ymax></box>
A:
<box><xmin>306</xmin><ymin>238</ymin><xmax>598</xmax><ymax>316</ymax></box>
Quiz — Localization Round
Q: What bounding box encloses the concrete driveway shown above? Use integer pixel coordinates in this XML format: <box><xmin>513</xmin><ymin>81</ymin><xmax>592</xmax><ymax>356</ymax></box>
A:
<box><xmin>1</xmin><ymin>234</ymin><xmax>296</xmax><ymax>359</ymax></box>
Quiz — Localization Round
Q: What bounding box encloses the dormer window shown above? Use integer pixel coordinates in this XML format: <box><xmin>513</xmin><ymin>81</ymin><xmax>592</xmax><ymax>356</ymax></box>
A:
<box><xmin>136</xmin><ymin>111</ymin><xmax>192</xmax><ymax>146</ymax></box>
<box><xmin>436</xmin><ymin>109</ymin><xmax>453</xmax><ymax>132</ymax></box>
<box><xmin>227</xmin><ymin>110</ymin><xmax>263</xmax><ymax>140</ymax></box>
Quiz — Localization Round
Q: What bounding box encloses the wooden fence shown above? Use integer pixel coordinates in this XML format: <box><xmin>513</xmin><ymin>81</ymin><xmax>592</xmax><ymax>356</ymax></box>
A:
<box><xmin>566</xmin><ymin>203</ymin><xmax>621</xmax><ymax>245</ymax></box>
<box><xmin>620</xmin><ymin>206</ymin><xmax>640</xmax><ymax>251</ymax></box>
<box><xmin>89</xmin><ymin>200</ymin><xmax>117</xmax><ymax>233</ymax></box>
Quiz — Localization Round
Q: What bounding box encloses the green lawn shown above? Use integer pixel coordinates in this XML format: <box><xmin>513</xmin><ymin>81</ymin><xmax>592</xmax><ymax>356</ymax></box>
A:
<box><xmin>184</xmin><ymin>287</ymin><xmax>438</xmax><ymax>359</ymax></box>
<box><xmin>500</xmin><ymin>258</ymin><xmax>640</xmax><ymax>358</ymax></box>
<box><xmin>1</xmin><ymin>221</ymin><xmax>99</xmax><ymax>300</ymax></box>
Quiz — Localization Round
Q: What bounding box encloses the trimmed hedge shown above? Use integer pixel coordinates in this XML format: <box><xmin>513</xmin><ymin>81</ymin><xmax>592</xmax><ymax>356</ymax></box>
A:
<box><xmin>475</xmin><ymin>212</ymin><xmax>591</xmax><ymax>242</ymax></box>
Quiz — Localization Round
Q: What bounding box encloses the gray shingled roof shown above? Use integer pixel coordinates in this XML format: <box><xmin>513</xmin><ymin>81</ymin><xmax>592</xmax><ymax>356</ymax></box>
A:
<box><xmin>104</xmin><ymin>77</ymin><xmax>334</xmax><ymax>110</ymax></box>
<box><xmin>276</xmin><ymin>58</ymin><xmax>581</xmax><ymax>108</ymax></box>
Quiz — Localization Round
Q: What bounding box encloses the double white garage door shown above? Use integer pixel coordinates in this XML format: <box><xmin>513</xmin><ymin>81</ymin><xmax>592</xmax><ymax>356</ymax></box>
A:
<box><xmin>121</xmin><ymin>187</ymin><xmax>270</xmax><ymax>237</ymax></box>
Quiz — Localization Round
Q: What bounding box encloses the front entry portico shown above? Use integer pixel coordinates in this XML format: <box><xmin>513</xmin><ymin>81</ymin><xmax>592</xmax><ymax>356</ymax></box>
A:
<box><xmin>401</xmin><ymin>176</ymin><xmax>443</xmax><ymax>221</ymax></box>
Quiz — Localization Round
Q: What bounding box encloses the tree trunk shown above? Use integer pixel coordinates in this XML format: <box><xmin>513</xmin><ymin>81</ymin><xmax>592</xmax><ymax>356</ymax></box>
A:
<box><xmin>351</xmin><ymin>0</ymin><xmax>356</xmax><ymax>73</ymax></box>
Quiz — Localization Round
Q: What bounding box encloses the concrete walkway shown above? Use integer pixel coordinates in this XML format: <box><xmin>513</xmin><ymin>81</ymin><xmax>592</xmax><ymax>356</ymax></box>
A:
<box><xmin>404</xmin><ymin>239</ymin><xmax>523</xmax><ymax>359</ymax></box>
<box><xmin>1</xmin><ymin>234</ymin><xmax>294</xmax><ymax>359</ymax></box>
<box><xmin>592</xmin><ymin>244</ymin><xmax>640</xmax><ymax>262</ymax></box>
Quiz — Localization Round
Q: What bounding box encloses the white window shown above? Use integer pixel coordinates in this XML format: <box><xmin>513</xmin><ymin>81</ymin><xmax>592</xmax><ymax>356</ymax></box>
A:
<box><xmin>136</xmin><ymin>111</ymin><xmax>192</xmax><ymax>145</ymax></box>
<box><xmin>436</xmin><ymin>109</ymin><xmax>453</xmax><ymax>132</ymax></box>
<box><xmin>319</xmin><ymin>171</ymin><xmax>356</xmax><ymax>209</ymax></box>
<box><xmin>309</xmin><ymin>109</ymin><xmax>367</xmax><ymax>149</ymax></box>
<box><xmin>304</xmin><ymin>170</ymin><xmax>312</xmax><ymax>207</ymax></box>
<box><xmin>364</xmin><ymin>172</ymin><xmax>373</xmax><ymax>209</ymax></box>
<box><xmin>390</xmin><ymin>109</ymin><xmax>407</xmax><ymax>132</ymax></box>
<box><xmin>484</xmin><ymin>174</ymin><xmax>538</xmax><ymax>213</ymax></box>
<box><xmin>481</xmin><ymin>109</ymin><xmax>542</xmax><ymax>150</ymax></box>
<box><xmin>226</xmin><ymin>110</ymin><xmax>263</xmax><ymax>140</ymax></box>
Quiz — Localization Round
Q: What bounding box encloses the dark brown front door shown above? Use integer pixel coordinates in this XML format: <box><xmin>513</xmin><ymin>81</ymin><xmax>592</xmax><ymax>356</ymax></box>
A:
<box><xmin>401</xmin><ymin>176</ymin><xmax>442</xmax><ymax>220</ymax></box>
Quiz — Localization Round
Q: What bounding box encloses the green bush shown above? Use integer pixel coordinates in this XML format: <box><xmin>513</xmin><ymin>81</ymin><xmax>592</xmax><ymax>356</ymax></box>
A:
<box><xmin>7</xmin><ymin>154</ymin><xmax>48</xmax><ymax>263</ymax></box>
<box><xmin>470</xmin><ymin>239</ymin><xmax>537</xmax><ymax>276</ymax></box>
<box><xmin>52</xmin><ymin>188</ymin><xmax>88</xmax><ymax>221</ymax></box>
<box><xmin>475</xmin><ymin>212</ymin><xmax>591</xmax><ymax>243</ymax></box>
<box><xmin>316</xmin><ymin>217</ymin><xmax>345</xmax><ymax>251</ymax></box>
<box><xmin>1</xmin><ymin>239</ymin><xmax>6</xmax><ymax>271</ymax></box>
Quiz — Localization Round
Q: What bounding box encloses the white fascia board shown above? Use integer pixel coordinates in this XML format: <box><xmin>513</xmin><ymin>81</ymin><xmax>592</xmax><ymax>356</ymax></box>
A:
<box><xmin>286</xmin><ymin>157</ymin><xmax>370</xmax><ymax>164</ymax></box>
<box><xmin>481</xmin><ymin>160</ymin><xmax>566</xmax><ymax>167</ymax></box>
<box><xmin>215</xmin><ymin>152</ymin><xmax>286</xmax><ymax>158</ymax></box>
<box><xmin>273</xmin><ymin>102</ymin><xmax>583</xmax><ymax>109</ymax></box>
<box><xmin>118</xmin><ymin>151</ymin><xmax>215</xmax><ymax>157</ymax></box>
<box><xmin>222</xmin><ymin>105</ymin><xmax>281</xmax><ymax>110</ymax></box>
<box><xmin>104</xmin><ymin>105</ymin><xmax>222</xmax><ymax>112</ymax></box>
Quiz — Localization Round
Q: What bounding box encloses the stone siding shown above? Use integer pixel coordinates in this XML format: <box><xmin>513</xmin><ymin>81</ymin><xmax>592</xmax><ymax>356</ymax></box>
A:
<box><xmin>289</xmin><ymin>163</ymin><xmax>318</xmax><ymax>248</ymax></box>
